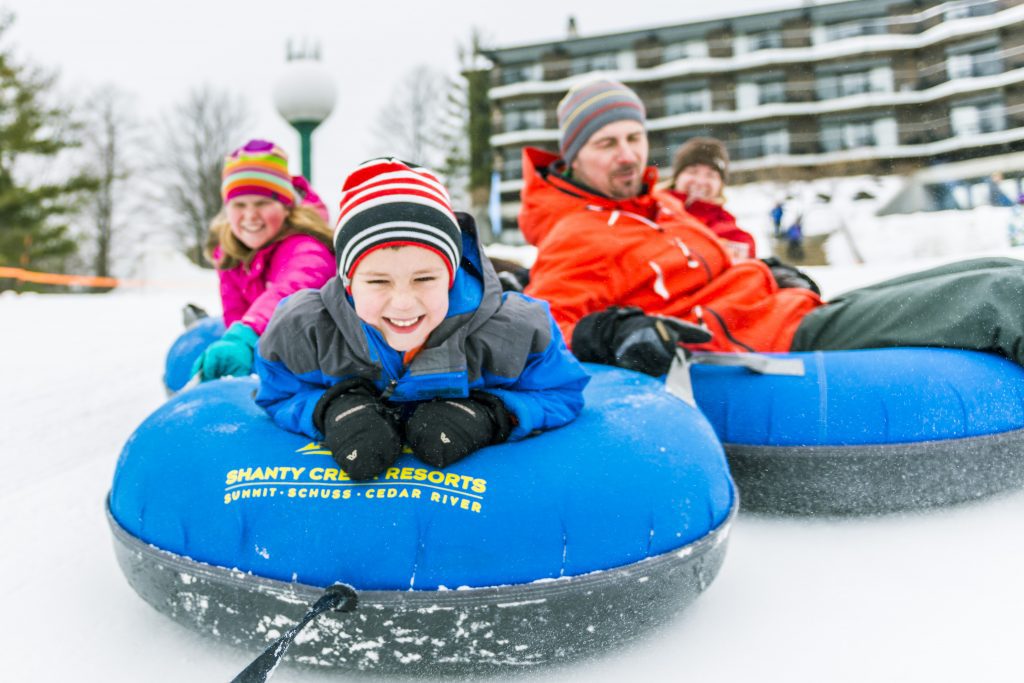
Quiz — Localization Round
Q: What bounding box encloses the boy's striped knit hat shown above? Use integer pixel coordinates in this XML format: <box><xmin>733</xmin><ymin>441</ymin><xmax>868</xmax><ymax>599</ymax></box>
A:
<box><xmin>334</xmin><ymin>158</ymin><xmax>462</xmax><ymax>288</ymax></box>
<box><xmin>557</xmin><ymin>79</ymin><xmax>646</xmax><ymax>166</ymax></box>
<box><xmin>221</xmin><ymin>139</ymin><xmax>296</xmax><ymax>206</ymax></box>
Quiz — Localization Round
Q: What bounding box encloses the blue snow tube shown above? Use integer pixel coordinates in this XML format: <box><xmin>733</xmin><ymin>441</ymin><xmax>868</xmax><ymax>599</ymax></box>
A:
<box><xmin>690</xmin><ymin>347</ymin><xmax>1024</xmax><ymax>514</ymax></box>
<box><xmin>162</xmin><ymin>316</ymin><xmax>225</xmax><ymax>393</ymax></box>
<box><xmin>108</xmin><ymin>364</ymin><xmax>736</xmax><ymax>673</ymax></box>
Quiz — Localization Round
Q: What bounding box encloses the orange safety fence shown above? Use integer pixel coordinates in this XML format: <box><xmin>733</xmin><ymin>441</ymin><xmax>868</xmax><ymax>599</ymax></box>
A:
<box><xmin>0</xmin><ymin>266</ymin><xmax>144</xmax><ymax>288</ymax></box>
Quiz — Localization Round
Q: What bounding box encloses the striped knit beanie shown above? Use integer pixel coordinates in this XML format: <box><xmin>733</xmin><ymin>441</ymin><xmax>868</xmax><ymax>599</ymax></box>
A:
<box><xmin>334</xmin><ymin>158</ymin><xmax>462</xmax><ymax>288</ymax></box>
<box><xmin>221</xmin><ymin>139</ymin><xmax>296</xmax><ymax>206</ymax></box>
<box><xmin>557</xmin><ymin>79</ymin><xmax>646</xmax><ymax>166</ymax></box>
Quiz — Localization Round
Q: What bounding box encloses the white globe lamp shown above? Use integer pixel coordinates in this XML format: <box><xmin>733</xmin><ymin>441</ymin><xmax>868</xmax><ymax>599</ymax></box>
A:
<box><xmin>272</xmin><ymin>42</ymin><xmax>336</xmax><ymax>181</ymax></box>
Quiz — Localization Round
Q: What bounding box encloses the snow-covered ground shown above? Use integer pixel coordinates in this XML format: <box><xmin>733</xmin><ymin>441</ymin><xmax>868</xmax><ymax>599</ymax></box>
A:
<box><xmin>3</xmin><ymin>244</ymin><xmax>1024</xmax><ymax>682</ymax></box>
<box><xmin>727</xmin><ymin>174</ymin><xmax>1024</xmax><ymax>266</ymax></box>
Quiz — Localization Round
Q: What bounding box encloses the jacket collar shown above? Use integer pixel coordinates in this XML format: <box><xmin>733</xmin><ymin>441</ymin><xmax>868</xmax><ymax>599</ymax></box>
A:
<box><xmin>519</xmin><ymin>147</ymin><xmax>663</xmax><ymax>245</ymax></box>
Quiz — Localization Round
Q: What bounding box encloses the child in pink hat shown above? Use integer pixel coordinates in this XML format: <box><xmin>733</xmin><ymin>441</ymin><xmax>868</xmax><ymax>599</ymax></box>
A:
<box><xmin>193</xmin><ymin>139</ymin><xmax>335</xmax><ymax>381</ymax></box>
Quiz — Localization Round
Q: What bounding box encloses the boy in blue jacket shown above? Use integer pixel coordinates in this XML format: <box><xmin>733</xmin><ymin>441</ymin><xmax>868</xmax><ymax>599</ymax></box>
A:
<box><xmin>255</xmin><ymin>158</ymin><xmax>590</xmax><ymax>481</ymax></box>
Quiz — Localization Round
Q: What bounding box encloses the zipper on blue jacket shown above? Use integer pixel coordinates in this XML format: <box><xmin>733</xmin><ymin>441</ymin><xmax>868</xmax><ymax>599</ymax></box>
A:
<box><xmin>380</xmin><ymin>378</ymin><xmax>399</xmax><ymax>400</ymax></box>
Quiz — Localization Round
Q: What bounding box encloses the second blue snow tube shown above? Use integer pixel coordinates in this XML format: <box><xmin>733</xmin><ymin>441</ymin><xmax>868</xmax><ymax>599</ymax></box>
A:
<box><xmin>691</xmin><ymin>347</ymin><xmax>1024</xmax><ymax>514</ymax></box>
<box><xmin>162</xmin><ymin>315</ymin><xmax>225</xmax><ymax>393</ymax></box>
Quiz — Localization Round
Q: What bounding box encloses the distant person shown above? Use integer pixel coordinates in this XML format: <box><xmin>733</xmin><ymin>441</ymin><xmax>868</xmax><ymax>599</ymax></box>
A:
<box><xmin>770</xmin><ymin>200</ymin><xmax>785</xmax><ymax>237</ymax></box>
<box><xmin>988</xmin><ymin>173</ymin><xmax>1014</xmax><ymax>208</ymax></box>
<box><xmin>518</xmin><ymin>78</ymin><xmax>1024</xmax><ymax>377</ymax></box>
<box><xmin>785</xmin><ymin>214</ymin><xmax>805</xmax><ymax>261</ymax></box>
<box><xmin>665</xmin><ymin>137</ymin><xmax>756</xmax><ymax>260</ymax></box>
<box><xmin>192</xmin><ymin>139</ymin><xmax>335</xmax><ymax>382</ymax></box>
<box><xmin>255</xmin><ymin>158</ymin><xmax>588</xmax><ymax>481</ymax></box>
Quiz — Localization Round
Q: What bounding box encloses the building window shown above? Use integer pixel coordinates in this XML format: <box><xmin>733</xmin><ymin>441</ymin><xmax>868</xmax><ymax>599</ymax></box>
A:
<box><xmin>663</xmin><ymin>40</ymin><xmax>708</xmax><ymax>62</ymax></box>
<box><xmin>821</xmin><ymin>120</ymin><xmax>874</xmax><ymax>151</ymax></box>
<box><xmin>663</xmin><ymin>130</ymin><xmax>716</xmax><ymax>163</ymax></box>
<box><xmin>947</xmin><ymin>46</ymin><xmax>1003</xmax><ymax>79</ymax></box>
<box><xmin>737</xmin><ymin>77</ymin><xmax>787</xmax><ymax>109</ymax></box>
<box><xmin>570</xmin><ymin>52</ymin><xmax>619</xmax><ymax>75</ymax></box>
<box><xmin>664</xmin><ymin>86</ymin><xmax>710</xmax><ymax>115</ymax></box>
<box><xmin>821</xmin><ymin>117</ymin><xmax>897</xmax><ymax>152</ymax></box>
<box><xmin>500</xmin><ymin>63</ymin><xmax>542</xmax><ymax>85</ymax></box>
<box><xmin>746</xmin><ymin>30</ymin><xmax>782</xmax><ymax>52</ymax></box>
<box><xmin>648</xmin><ymin>140</ymin><xmax>671</xmax><ymax>170</ymax></box>
<box><xmin>817</xmin><ymin>66</ymin><xmax>892</xmax><ymax>99</ymax></box>
<box><xmin>944</xmin><ymin>0</ymin><xmax>998</xmax><ymax>20</ymax></box>
<box><xmin>951</xmin><ymin>100</ymin><xmax>1007</xmax><ymax>136</ymax></box>
<box><xmin>822</xmin><ymin>18</ymin><xmax>886</xmax><ymax>42</ymax></box>
<box><xmin>758</xmin><ymin>79</ymin><xmax>786</xmax><ymax>105</ymax></box>
<box><xmin>502</xmin><ymin>100</ymin><xmax>546</xmax><ymax>132</ymax></box>
<box><xmin>735</xmin><ymin>127</ymin><xmax>790</xmax><ymax>159</ymax></box>
<box><xmin>500</xmin><ymin>148</ymin><xmax>524</xmax><ymax>181</ymax></box>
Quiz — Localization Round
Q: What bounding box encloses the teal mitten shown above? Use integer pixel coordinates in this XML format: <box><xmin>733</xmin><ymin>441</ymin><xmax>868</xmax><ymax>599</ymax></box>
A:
<box><xmin>191</xmin><ymin>322</ymin><xmax>259</xmax><ymax>381</ymax></box>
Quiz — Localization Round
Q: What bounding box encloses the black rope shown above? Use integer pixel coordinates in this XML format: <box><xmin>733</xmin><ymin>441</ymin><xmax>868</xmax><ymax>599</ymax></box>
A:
<box><xmin>230</xmin><ymin>583</ymin><xmax>358</xmax><ymax>683</ymax></box>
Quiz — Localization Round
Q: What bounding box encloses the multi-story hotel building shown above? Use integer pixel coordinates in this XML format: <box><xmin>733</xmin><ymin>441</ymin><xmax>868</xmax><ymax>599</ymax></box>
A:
<box><xmin>483</xmin><ymin>0</ymin><xmax>1024</xmax><ymax>232</ymax></box>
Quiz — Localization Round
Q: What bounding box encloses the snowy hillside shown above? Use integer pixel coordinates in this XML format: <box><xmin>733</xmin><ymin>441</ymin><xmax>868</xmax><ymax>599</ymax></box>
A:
<box><xmin>727</xmin><ymin>175</ymin><xmax>1024</xmax><ymax>266</ymax></box>
<box><xmin>2</xmin><ymin>247</ymin><xmax>1024</xmax><ymax>682</ymax></box>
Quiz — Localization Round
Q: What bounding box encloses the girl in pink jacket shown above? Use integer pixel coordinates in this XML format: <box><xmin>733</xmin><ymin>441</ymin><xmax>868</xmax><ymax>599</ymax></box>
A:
<box><xmin>193</xmin><ymin>139</ymin><xmax>335</xmax><ymax>381</ymax></box>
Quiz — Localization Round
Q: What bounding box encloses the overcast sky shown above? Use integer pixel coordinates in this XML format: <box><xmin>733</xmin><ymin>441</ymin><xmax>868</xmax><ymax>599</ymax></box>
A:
<box><xmin>5</xmin><ymin>0</ymin><xmax>812</xmax><ymax>210</ymax></box>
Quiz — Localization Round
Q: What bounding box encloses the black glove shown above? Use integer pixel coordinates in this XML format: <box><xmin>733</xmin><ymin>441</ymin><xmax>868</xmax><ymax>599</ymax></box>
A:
<box><xmin>761</xmin><ymin>257</ymin><xmax>821</xmax><ymax>295</ymax></box>
<box><xmin>572</xmin><ymin>306</ymin><xmax>712</xmax><ymax>377</ymax></box>
<box><xmin>489</xmin><ymin>257</ymin><xmax>530</xmax><ymax>292</ymax></box>
<box><xmin>406</xmin><ymin>392</ymin><xmax>513</xmax><ymax>468</ymax></box>
<box><xmin>313</xmin><ymin>378</ymin><xmax>402</xmax><ymax>481</ymax></box>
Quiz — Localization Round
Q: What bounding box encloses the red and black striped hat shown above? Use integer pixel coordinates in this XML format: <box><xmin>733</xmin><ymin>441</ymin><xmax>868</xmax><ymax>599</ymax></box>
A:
<box><xmin>334</xmin><ymin>158</ymin><xmax>462</xmax><ymax>288</ymax></box>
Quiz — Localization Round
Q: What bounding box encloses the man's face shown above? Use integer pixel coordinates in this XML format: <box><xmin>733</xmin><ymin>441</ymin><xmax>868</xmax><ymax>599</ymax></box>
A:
<box><xmin>570</xmin><ymin>119</ymin><xmax>648</xmax><ymax>199</ymax></box>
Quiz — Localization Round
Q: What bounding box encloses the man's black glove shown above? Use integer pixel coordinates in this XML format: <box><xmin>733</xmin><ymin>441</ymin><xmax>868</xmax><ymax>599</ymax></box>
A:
<box><xmin>761</xmin><ymin>257</ymin><xmax>821</xmax><ymax>295</ymax></box>
<box><xmin>406</xmin><ymin>392</ymin><xmax>513</xmax><ymax>468</ymax></box>
<box><xmin>572</xmin><ymin>306</ymin><xmax>713</xmax><ymax>377</ymax></box>
<box><xmin>489</xmin><ymin>257</ymin><xmax>530</xmax><ymax>292</ymax></box>
<box><xmin>313</xmin><ymin>378</ymin><xmax>402</xmax><ymax>481</ymax></box>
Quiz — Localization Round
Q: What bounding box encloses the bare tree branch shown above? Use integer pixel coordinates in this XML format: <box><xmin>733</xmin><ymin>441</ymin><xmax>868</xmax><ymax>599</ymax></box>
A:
<box><xmin>372</xmin><ymin>65</ymin><xmax>451</xmax><ymax>168</ymax></box>
<box><xmin>151</xmin><ymin>85</ymin><xmax>249</xmax><ymax>266</ymax></box>
<box><xmin>79</xmin><ymin>85</ymin><xmax>137</xmax><ymax>278</ymax></box>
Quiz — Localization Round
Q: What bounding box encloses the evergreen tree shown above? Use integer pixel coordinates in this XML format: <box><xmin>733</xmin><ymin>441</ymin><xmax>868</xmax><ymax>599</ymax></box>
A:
<box><xmin>0</xmin><ymin>13</ymin><xmax>95</xmax><ymax>274</ymax></box>
<box><xmin>449</xmin><ymin>30</ymin><xmax>494</xmax><ymax>238</ymax></box>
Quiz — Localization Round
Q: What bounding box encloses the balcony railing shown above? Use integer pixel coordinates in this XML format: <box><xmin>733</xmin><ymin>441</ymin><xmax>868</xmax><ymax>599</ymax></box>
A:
<box><xmin>945</xmin><ymin>0</ymin><xmax>999</xmax><ymax>20</ymax></box>
<box><xmin>732</xmin><ymin>139</ymin><xmax>790</xmax><ymax>160</ymax></box>
<box><xmin>502</xmin><ymin>112</ymin><xmax>548</xmax><ymax>133</ymax></box>
<box><xmin>757</xmin><ymin>85</ymin><xmax>788</xmax><ymax>105</ymax></box>
<box><xmin>500</xmin><ymin>161</ymin><xmax>524</xmax><ymax>181</ymax></box>
<box><xmin>954</xmin><ymin>114</ymin><xmax>1009</xmax><ymax>136</ymax></box>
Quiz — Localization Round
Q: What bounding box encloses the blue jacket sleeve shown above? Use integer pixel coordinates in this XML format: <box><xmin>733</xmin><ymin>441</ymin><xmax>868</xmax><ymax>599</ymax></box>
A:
<box><xmin>254</xmin><ymin>352</ymin><xmax>328</xmax><ymax>440</ymax></box>
<box><xmin>481</xmin><ymin>315</ymin><xmax>590</xmax><ymax>441</ymax></box>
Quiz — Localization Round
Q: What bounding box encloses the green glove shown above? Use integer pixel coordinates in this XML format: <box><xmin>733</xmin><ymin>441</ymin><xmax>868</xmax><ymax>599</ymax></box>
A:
<box><xmin>191</xmin><ymin>322</ymin><xmax>259</xmax><ymax>381</ymax></box>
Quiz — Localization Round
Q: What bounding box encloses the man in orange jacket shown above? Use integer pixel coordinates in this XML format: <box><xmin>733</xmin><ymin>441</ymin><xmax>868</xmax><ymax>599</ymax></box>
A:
<box><xmin>522</xmin><ymin>78</ymin><xmax>1024</xmax><ymax>376</ymax></box>
<box><xmin>522</xmin><ymin>79</ymin><xmax>822</xmax><ymax>375</ymax></box>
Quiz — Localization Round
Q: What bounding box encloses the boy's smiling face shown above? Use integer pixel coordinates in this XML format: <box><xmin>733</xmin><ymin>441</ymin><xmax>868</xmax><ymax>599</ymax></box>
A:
<box><xmin>350</xmin><ymin>246</ymin><xmax>451</xmax><ymax>352</ymax></box>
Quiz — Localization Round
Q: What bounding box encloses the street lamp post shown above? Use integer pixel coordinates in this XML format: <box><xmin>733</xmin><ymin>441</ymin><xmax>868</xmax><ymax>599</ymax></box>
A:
<box><xmin>272</xmin><ymin>41</ymin><xmax>337</xmax><ymax>182</ymax></box>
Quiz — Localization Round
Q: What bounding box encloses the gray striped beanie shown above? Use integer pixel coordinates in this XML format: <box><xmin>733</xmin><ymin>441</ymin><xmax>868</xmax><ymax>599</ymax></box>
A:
<box><xmin>557</xmin><ymin>79</ymin><xmax>647</xmax><ymax>166</ymax></box>
<box><xmin>334</xmin><ymin>158</ymin><xmax>462</xmax><ymax>289</ymax></box>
